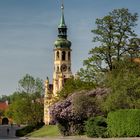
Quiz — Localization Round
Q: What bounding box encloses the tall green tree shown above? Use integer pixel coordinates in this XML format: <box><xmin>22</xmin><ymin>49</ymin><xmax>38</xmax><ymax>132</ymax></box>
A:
<box><xmin>6</xmin><ymin>95</ymin><xmax>44</xmax><ymax>125</ymax></box>
<box><xmin>78</xmin><ymin>8</ymin><xmax>140</xmax><ymax>82</ymax></box>
<box><xmin>6</xmin><ymin>74</ymin><xmax>44</xmax><ymax>125</ymax></box>
<box><xmin>101</xmin><ymin>61</ymin><xmax>140</xmax><ymax>112</ymax></box>
<box><xmin>18</xmin><ymin>74</ymin><xmax>44</xmax><ymax>97</ymax></box>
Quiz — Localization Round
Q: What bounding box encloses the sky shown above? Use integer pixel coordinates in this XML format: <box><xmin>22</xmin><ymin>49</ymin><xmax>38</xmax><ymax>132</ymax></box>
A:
<box><xmin>0</xmin><ymin>0</ymin><xmax>140</xmax><ymax>95</ymax></box>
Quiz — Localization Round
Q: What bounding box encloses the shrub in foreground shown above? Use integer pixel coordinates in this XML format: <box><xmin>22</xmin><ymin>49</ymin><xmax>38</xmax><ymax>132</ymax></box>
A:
<box><xmin>50</xmin><ymin>88</ymin><xmax>108</xmax><ymax>136</ymax></box>
<box><xmin>85</xmin><ymin>116</ymin><xmax>107</xmax><ymax>137</ymax></box>
<box><xmin>107</xmin><ymin>109</ymin><xmax>140</xmax><ymax>137</ymax></box>
<box><xmin>16</xmin><ymin>122</ymin><xmax>44</xmax><ymax>137</ymax></box>
<box><xmin>16</xmin><ymin>125</ymin><xmax>35</xmax><ymax>137</ymax></box>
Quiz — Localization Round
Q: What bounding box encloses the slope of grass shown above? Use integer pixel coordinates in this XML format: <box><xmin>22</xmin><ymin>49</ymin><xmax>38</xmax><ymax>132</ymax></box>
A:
<box><xmin>27</xmin><ymin>125</ymin><xmax>60</xmax><ymax>137</ymax></box>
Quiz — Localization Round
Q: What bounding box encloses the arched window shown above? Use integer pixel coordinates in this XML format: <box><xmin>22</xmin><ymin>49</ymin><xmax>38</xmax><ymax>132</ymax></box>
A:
<box><xmin>62</xmin><ymin>51</ymin><xmax>66</xmax><ymax>61</ymax></box>
<box><xmin>68</xmin><ymin>66</ymin><xmax>71</xmax><ymax>71</ymax></box>
<box><xmin>68</xmin><ymin>52</ymin><xmax>71</xmax><ymax>60</ymax></box>
<box><xmin>59</xmin><ymin>29</ymin><xmax>62</xmax><ymax>35</ymax></box>
<box><xmin>56</xmin><ymin>51</ymin><xmax>59</xmax><ymax>60</ymax></box>
<box><xmin>2</xmin><ymin>118</ymin><xmax>9</xmax><ymax>125</ymax></box>
<box><xmin>57</xmin><ymin>66</ymin><xmax>59</xmax><ymax>72</ymax></box>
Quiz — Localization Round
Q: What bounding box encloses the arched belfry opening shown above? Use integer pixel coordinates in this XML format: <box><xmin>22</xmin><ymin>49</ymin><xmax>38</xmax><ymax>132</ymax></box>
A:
<box><xmin>56</xmin><ymin>51</ymin><xmax>59</xmax><ymax>60</ymax></box>
<box><xmin>68</xmin><ymin>51</ymin><xmax>71</xmax><ymax>60</ymax></box>
<box><xmin>62</xmin><ymin>51</ymin><xmax>66</xmax><ymax>61</ymax></box>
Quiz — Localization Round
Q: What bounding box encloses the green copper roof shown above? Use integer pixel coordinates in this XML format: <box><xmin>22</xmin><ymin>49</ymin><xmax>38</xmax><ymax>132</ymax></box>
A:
<box><xmin>58</xmin><ymin>4</ymin><xmax>66</xmax><ymax>28</ymax></box>
<box><xmin>54</xmin><ymin>38</ymin><xmax>71</xmax><ymax>48</ymax></box>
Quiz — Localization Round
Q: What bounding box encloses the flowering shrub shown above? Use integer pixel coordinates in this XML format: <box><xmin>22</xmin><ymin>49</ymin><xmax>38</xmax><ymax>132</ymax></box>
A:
<box><xmin>50</xmin><ymin>88</ymin><xmax>108</xmax><ymax>135</ymax></box>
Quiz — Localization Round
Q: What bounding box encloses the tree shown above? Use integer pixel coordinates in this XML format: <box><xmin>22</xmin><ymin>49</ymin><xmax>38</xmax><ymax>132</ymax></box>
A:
<box><xmin>18</xmin><ymin>74</ymin><xmax>44</xmax><ymax>97</ymax></box>
<box><xmin>0</xmin><ymin>95</ymin><xmax>10</xmax><ymax>102</ymax></box>
<box><xmin>78</xmin><ymin>8</ymin><xmax>139</xmax><ymax>82</ymax></box>
<box><xmin>101</xmin><ymin>61</ymin><xmax>140</xmax><ymax>112</ymax></box>
<box><xmin>0</xmin><ymin>110</ymin><xmax>4</xmax><ymax>116</ymax></box>
<box><xmin>5</xmin><ymin>74</ymin><xmax>44</xmax><ymax>125</ymax></box>
<box><xmin>58</xmin><ymin>78</ymin><xmax>95</xmax><ymax>99</ymax></box>
<box><xmin>7</xmin><ymin>95</ymin><xmax>44</xmax><ymax>125</ymax></box>
<box><xmin>10</xmin><ymin>96</ymin><xmax>32</xmax><ymax>124</ymax></box>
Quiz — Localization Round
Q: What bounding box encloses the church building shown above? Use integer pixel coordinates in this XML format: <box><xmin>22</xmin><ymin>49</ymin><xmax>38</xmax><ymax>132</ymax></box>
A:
<box><xmin>44</xmin><ymin>1</ymin><xmax>72</xmax><ymax>125</ymax></box>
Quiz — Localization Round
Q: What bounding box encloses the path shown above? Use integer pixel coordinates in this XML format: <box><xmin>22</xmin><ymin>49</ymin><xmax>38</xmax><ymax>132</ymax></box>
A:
<box><xmin>1</xmin><ymin>125</ymin><xmax>140</xmax><ymax>140</ymax></box>
<box><xmin>0</xmin><ymin>124</ymin><xmax>21</xmax><ymax>139</ymax></box>
<box><xmin>21</xmin><ymin>136</ymin><xmax>140</xmax><ymax>140</ymax></box>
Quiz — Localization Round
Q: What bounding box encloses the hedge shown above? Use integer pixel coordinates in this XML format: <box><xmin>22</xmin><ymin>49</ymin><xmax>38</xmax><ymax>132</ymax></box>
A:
<box><xmin>107</xmin><ymin>109</ymin><xmax>140</xmax><ymax>137</ymax></box>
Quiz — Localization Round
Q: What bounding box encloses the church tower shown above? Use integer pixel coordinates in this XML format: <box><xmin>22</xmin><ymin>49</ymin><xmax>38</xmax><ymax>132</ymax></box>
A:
<box><xmin>44</xmin><ymin>1</ymin><xmax>72</xmax><ymax>125</ymax></box>
<box><xmin>53</xmin><ymin>2</ymin><xmax>72</xmax><ymax>95</ymax></box>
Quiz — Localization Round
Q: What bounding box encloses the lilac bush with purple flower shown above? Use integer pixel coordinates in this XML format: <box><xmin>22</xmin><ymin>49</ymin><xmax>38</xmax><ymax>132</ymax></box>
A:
<box><xmin>50</xmin><ymin>88</ymin><xmax>108</xmax><ymax>135</ymax></box>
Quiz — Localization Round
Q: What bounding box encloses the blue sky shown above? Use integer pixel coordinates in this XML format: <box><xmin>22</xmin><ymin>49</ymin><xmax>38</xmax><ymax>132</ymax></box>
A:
<box><xmin>0</xmin><ymin>0</ymin><xmax>140</xmax><ymax>95</ymax></box>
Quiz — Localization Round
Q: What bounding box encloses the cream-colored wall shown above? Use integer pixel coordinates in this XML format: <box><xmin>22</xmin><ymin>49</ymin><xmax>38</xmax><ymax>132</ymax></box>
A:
<box><xmin>44</xmin><ymin>47</ymin><xmax>72</xmax><ymax>125</ymax></box>
<box><xmin>53</xmin><ymin>47</ymin><xmax>72</xmax><ymax>94</ymax></box>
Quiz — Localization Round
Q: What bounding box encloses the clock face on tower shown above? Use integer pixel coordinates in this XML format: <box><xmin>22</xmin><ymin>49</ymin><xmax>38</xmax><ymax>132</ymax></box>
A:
<box><xmin>61</xmin><ymin>64</ymin><xmax>67</xmax><ymax>72</ymax></box>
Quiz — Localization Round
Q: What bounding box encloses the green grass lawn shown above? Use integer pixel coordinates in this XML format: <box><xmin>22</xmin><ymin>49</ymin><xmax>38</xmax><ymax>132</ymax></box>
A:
<box><xmin>27</xmin><ymin>125</ymin><xmax>60</xmax><ymax>137</ymax></box>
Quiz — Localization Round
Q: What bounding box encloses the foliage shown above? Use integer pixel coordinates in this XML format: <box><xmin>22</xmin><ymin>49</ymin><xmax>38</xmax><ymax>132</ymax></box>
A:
<box><xmin>16</xmin><ymin>125</ymin><xmax>35</xmax><ymax>137</ymax></box>
<box><xmin>27</xmin><ymin>125</ymin><xmax>60</xmax><ymax>137</ymax></box>
<box><xmin>72</xmin><ymin>93</ymin><xmax>97</xmax><ymax>119</ymax></box>
<box><xmin>85</xmin><ymin>116</ymin><xmax>107</xmax><ymax>138</ymax></box>
<box><xmin>0</xmin><ymin>95</ymin><xmax>10</xmax><ymax>102</ymax></box>
<box><xmin>16</xmin><ymin>126</ymin><xmax>34</xmax><ymax>137</ymax></box>
<box><xmin>4</xmin><ymin>105</ymin><xmax>13</xmax><ymax>118</ymax></box>
<box><xmin>0</xmin><ymin>110</ymin><xmax>4</xmax><ymax>116</ymax></box>
<box><xmin>107</xmin><ymin>109</ymin><xmax>140</xmax><ymax>137</ymax></box>
<box><xmin>5</xmin><ymin>74</ymin><xmax>44</xmax><ymax>125</ymax></box>
<box><xmin>78</xmin><ymin>8</ymin><xmax>140</xmax><ymax>83</ymax></box>
<box><xmin>102</xmin><ymin>61</ymin><xmax>140</xmax><ymax>112</ymax></box>
<box><xmin>78</xmin><ymin>66</ymin><xmax>105</xmax><ymax>85</ymax></box>
<box><xmin>50</xmin><ymin>88</ymin><xmax>108</xmax><ymax>136</ymax></box>
<box><xmin>58</xmin><ymin>78</ymin><xmax>95</xmax><ymax>99</ymax></box>
<box><xmin>50</xmin><ymin>92</ymin><xmax>82</xmax><ymax>136</ymax></box>
<box><xmin>7</xmin><ymin>93</ymin><xmax>44</xmax><ymax>125</ymax></box>
<box><xmin>57</xmin><ymin>121</ymin><xmax>84</xmax><ymax>136</ymax></box>
<box><xmin>91</xmin><ymin>8</ymin><xmax>138</xmax><ymax>70</ymax></box>
<box><xmin>16</xmin><ymin>122</ymin><xmax>44</xmax><ymax>137</ymax></box>
<box><xmin>18</xmin><ymin>74</ymin><xmax>44</xmax><ymax>97</ymax></box>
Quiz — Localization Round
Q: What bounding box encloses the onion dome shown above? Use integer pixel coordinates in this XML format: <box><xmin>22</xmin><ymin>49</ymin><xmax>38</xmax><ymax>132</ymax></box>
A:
<box><xmin>54</xmin><ymin>38</ymin><xmax>71</xmax><ymax>48</ymax></box>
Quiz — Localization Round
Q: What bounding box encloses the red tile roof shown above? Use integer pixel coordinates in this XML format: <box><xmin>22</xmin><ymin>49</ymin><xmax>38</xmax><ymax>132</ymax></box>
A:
<box><xmin>0</xmin><ymin>102</ymin><xmax>8</xmax><ymax>110</ymax></box>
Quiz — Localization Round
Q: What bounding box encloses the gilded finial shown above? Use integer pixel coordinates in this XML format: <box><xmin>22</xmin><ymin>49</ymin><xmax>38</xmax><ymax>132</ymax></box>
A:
<box><xmin>61</xmin><ymin>0</ymin><xmax>64</xmax><ymax>10</ymax></box>
<box><xmin>59</xmin><ymin>0</ymin><xmax>66</xmax><ymax>28</ymax></box>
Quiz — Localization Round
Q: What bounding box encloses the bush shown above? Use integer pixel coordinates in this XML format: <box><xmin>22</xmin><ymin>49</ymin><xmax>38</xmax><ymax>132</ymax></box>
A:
<box><xmin>16</xmin><ymin>125</ymin><xmax>35</xmax><ymax>136</ymax></box>
<box><xmin>85</xmin><ymin>116</ymin><xmax>107</xmax><ymax>137</ymax></box>
<box><xmin>57</xmin><ymin>120</ymin><xmax>84</xmax><ymax>136</ymax></box>
<box><xmin>16</xmin><ymin>123</ymin><xmax>44</xmax><ymax>137</ymax></box>
<box><xmin>50</xmin><ymin>88</ymin><xmax>107</xmax><ymax>136</ymax></box>
<box><xmin>107</xmin><ymin>109</ymin><xmax>140</xmax><ymax>137</ymax></box>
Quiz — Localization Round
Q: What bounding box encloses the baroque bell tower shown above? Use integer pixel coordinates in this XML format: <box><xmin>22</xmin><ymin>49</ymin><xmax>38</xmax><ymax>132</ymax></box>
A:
<box><xmin>44</xmin><ymin>0</ymin><xmax>72</xmax><ymax>125</ymax></box>
<box><xmin>53</xmin><ymin>1</ymin><xmax>72</xmax><ymax>95</ymax></box>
